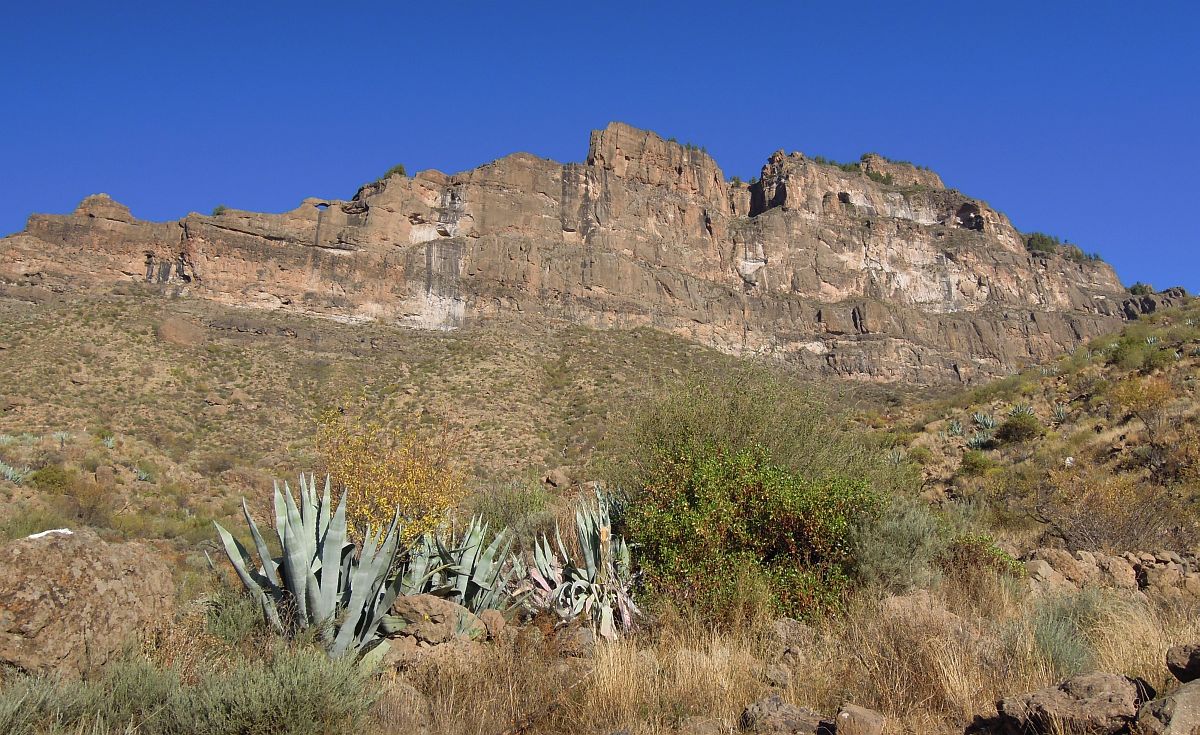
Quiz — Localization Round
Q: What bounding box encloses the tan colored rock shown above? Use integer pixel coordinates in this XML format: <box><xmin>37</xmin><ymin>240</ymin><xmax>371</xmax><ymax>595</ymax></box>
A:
<box><xmin>0</xmin><ymin>123</ymin><xmax>1149</xmax><ymax>385</ymax></box>
<box><xmin>387</xmin><ymin>594</ymin><xmax>483</xmax><ymax>644</ymax></box>
<box><xmin>993</xmin><ymin>672</ymin><xmax>1151</xmax><ymax>735</ymax></box>
<box><xmin>0</xmin><ymin>529</ymin><xmax>175</xmax><ymax>677</ymax></box>
<box><xmin>479</xmin><ymin>609</ymin><xmax>506</xmax><ymax>640</ymax></box>
<box><xmin>835</xmin><ymin>703</ymin><xmax>885</xmax><ymax>735</ymax></box>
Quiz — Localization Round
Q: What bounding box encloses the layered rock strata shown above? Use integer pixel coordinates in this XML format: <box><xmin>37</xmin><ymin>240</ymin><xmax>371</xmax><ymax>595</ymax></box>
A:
<box><xmin>0</xmin><ymin>123</ymin><xmax>1158</xmax><ymax>383</ymax></box>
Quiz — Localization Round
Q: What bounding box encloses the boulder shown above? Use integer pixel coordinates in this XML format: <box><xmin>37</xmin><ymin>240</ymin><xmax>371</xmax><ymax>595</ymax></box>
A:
<box><xmin>1137</xmin><ymin>679</ymin><xmax>1200</xmax><ymax>734</ymax></box>
<box><xmin>0</xmin><ymin>528</ymin><xmax>175</xmax><ymax>677</ymax></box>
<box><xmin>835</xmin><ymin>704</ymin><xmax>884</xmax><ymax>735</ymax></box>
<box><xmin>991</xmin><ymin>672</ymin><xmax>1152</xmax><ymax>735</ymax></box>
<box><xmin>387</xmin><ymin>594</ymin><xmax>483</xmax><ymax>644</ymax></box>
<box><xmin>1167</xmin><ymin>644</ymin><xmax>1200</xmax><ymax>683</ymax></box>
<box><xmin>738</xmin><ymin>693</ymin><xmax>830</xmax><ymax>734</ymax></box>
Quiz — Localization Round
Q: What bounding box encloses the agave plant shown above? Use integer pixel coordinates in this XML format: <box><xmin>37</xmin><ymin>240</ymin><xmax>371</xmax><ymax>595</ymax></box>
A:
<box><xmin>1146</xmin><ymin>335</ymin><xmax>1160</xmax><ymax>346</ymax></box>
<box><xmin>1008</xmin><ymin>404</ymin><xmax>1035</xmax><ymax>418</ymax></box>
<box><xmin>213</xmin><ymin>474</ymin><xmax>425</xmax><ymax>659</ymax></box>
<box><xmin>967</xmin><ymin>431</ymin><xmax>994</xmax><ymax>450</ymax></box>
<box><xmin>425</xmin><ymin>517</ymin><xmax>524</xmax><ymax>616</ymax></box>
<box><xmin>972</xmin><ymin>412</ymin><xmax>997</xmax><ymax>430</ymax></box>
<box><xmin>0</xmin><ymin>460</ymin><xmax>30</xmax><ymax>484</ymax></box>
<box><xmin>522</xmin><ymin>489</ymin><xmax>639</xmax><ymax>641</ymax></box>
<box><xmin>886</xmin><ymin>448</ymin><xmax>906</xmax><ymax>466</ymax></box>
<box><xmin>1051</xmin><ymin>403</ymin><xmax>1070</xmax><ymax>424</ymax></box>
<box><xmin>946</xmin><ymin>419</ymin><xmax>965</xmax><ymax>437</ymax></box>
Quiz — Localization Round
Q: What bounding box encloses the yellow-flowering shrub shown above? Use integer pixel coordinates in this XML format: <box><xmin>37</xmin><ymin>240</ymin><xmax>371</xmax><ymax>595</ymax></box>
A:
<box><xmin>314</xmin><ymin>408</ymin><xmax>466</xmax><ymax>542</ymax></box>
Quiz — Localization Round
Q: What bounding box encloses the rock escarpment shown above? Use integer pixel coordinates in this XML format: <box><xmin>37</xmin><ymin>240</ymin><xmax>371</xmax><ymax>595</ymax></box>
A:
<box><xmin>0</xmin><ymin>123</ymin><xmax>1159</xmax><ymax>383</ymax></box>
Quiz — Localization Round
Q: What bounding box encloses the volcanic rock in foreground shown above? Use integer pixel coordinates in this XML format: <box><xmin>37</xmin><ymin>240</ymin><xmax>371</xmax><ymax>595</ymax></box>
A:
<box><xmin>0</xmin><ymin>123</ymin><xmax>1176</xmax><ymax>383</ymax></box>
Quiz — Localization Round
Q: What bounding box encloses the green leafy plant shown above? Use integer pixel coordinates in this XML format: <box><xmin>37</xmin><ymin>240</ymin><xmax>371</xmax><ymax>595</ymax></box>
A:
<box><xmin>382</xmin><ymin>163</ymin><xmax>407</xmax><ymax>179</ymax></box>
<box><xmin>1008</xmin><ymin>404</ymin><xmax>1036</xmax><ymax>418</ymax></box>
<box><xmin>211</xmin><ymin>204</ymin><xmax>228</xmax><ymax>216</ymax></box>
<box><xmin>523</xmin><ymin>489</ymin><xmax>638</xmax><ymax>640</ymax></box>
<box><xmin>996</xmin><ymin>413</ymin><xmax>1043</xmax><ymax>444</ymax></box>
<box><xmin>213</xmin><ymin>474</ymin><xmax>423</xmax><ymax>659</ymax></box>
<box><xmin>947</xmin><ymin>419</ymin><xmax>965</xmax><ymax>437</ymax></box>
<box><xmin>1128</xmin><ymin>282</ymin><xmax>1154</xmax><ymax>296</ymax></box>
<box><xmin>625</xmin><ymin>444</ymin><xmax>877</xmax><ymax>620</ymax></box>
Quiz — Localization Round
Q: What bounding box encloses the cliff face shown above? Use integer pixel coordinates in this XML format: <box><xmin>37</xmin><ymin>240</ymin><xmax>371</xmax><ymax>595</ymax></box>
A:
<box><xmin>0</xmin><ymin>122</ymin><xmax>1157</xmax><ymax>383</ymax></box>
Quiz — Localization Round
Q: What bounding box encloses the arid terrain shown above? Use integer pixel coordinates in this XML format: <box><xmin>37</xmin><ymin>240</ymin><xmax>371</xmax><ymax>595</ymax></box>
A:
<box><xmin>1</xmin><ymin>125</ymin><xmax>1198</xmax><ymax>735</ymax></box>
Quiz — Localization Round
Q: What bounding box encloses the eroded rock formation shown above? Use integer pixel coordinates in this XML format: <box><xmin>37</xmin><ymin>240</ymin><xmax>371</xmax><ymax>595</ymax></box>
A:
<box><xmin>0</xmin><ymin>123</ymin><xmax>1164</xmax><ymax>383</ymax></box>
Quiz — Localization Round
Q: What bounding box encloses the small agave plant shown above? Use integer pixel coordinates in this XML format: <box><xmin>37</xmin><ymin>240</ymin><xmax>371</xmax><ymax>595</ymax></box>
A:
<box><xmin>972</xmin><ymin>412</ymin><xmax>997</xmax><ymax>430</ymax></box>
<box><xmin>946</xmin><ymin>419</ymin><xmax>965</xmax><ymax>437</ymax></box>
<box><xmin>522</xmin><ymin>489</ymin><xmax>639</xmax><ymax>641</ymax></box>
<box><xmin>427</xmin><ymin>517</ymin><xmax>525</xmax><ymax>617</ymax></box>
<box><xmin>213</xmin><ymin>474</ymin><xmax>424</xmax><ymax>660</ymax></box>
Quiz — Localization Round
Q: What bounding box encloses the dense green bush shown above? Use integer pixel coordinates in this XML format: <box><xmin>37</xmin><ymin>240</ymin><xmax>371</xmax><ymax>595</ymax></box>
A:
<box><xmin>382</xmin><ymin>163</ymin><xmax>407</xmax><ymax>178</ymax></box>
<box><xmin>1128</xmin><ymin>282</ymin><xmax>1155</xmax><ymax>295</ymax></box>
<box><xmin>958</xmin><ymin>450</ymin><xmax>997</xmax><ymax>476</ymax></box>
<box><xmin>995</xmin><ymin>413</ymin><xmax>1042</xmax><ymax>444</ymax></box>
<box><xmin>624</xmin><ymin>443</ymin><xmax>879</xmax><ymax>620</ymax></box>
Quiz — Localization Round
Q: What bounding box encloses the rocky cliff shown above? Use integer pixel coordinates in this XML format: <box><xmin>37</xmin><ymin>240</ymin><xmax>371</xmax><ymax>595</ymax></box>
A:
<box><xmin>0</xmin><ymin>122</ymin><xmax>1163</xmax><ymax>383</ymax></box>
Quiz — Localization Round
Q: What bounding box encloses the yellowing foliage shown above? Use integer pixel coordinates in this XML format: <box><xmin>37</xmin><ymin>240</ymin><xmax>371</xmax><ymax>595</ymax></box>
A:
<box><xmin>1109</xmin><ymin>376</ymin><xmax>1174</xmax><ymax>433</ymax></box>
<box><xmin>314</xmin><ymin>408</ymin><xmax>466</xmax><ymax>542</ymax></box>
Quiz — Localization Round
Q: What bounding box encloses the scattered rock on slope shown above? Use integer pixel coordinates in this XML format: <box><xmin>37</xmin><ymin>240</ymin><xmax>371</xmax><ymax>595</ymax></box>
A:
<box><xmin>0</xmin><ymin>528</ymin><xmax>175</xmax><ymax>677</ymax></box>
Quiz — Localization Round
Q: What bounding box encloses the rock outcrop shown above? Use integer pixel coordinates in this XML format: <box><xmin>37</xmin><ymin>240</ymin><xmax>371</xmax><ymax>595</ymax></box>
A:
<box><xmin>0</xmin><ymin>123</ymin><xmax>1165</xmax><ymax>383</ymax></box>
<box><xmin>0</xmin><ymin>529</ymin><xmax>175</xmax><ymax>677</ymax></box>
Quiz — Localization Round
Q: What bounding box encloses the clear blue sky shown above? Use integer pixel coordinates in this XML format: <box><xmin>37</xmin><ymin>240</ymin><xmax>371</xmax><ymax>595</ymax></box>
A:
<box><xmin>2</xmin><ymin>2</ymin><xmax>1197</xmax><ymax>291</ymax></box>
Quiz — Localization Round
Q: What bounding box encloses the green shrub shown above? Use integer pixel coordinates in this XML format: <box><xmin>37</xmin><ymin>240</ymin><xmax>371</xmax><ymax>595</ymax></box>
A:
<box><xmin>958</xmin><ymin>450</ymin><xmax>997</xmax><ymax>477</ymax></box>
<box><xmin>995</xmin><ymin>413</ymin><xmax>1042</xmax><ymax>444</ymax></box>
<box><xmin>1128</xmin><ymin>282</ymin><xmax>1154</xmax><ymax>296</ymax></box>
<box><xmin>383</xmin><ymin>163</ymin><xmax>407</xmax><ymax>178</ymax></box>
<box><xmin>624</xmin><ymin>443</ymin><xmax>878</xmax><ymax>620</ymax></box>
<box><xmin>851</xmin><ymin>494</ymin><xmax>948</xmax><ymax>593</ymax></box>
<box><xmin>604</xmin><ymin>365</ymin><xmax>915</xmax><ymax>498</ymax></box>
<box><xmin>211</xmin><ymin>204</ymin><xmax>228</xmax><ymax>216</ymax></box>
<box><xmin>26</xmin><ymin>465</ymin><xmax>76</xmax><ymax>493</ymax></box>
<box><xmin>1025</xmin><ymin>232</ymin><xmax>1061</xmax><ymax>255</ymax></box>
<box><xmin>471</xmin><ymin>481</ymin><xmax>553</xmax><ymax>533</ymax></box>
<box><xmin>907</xmin><ymin>445</ymin><xmax>934</xmax><ymax>466</ymax></box>
<box><xmin>939</xmin><ymin>533</ymin><xmax>1023</xmax><ymax>579</ymax></box>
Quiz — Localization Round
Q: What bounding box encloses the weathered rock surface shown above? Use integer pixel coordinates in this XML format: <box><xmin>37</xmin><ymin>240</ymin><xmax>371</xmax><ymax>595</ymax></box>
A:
<box><xmin>972</xmin><ymin>672</ymin><xmax>1152</xmax><ymax>735</ymax></box>
<box><xmin>1167</xmin><ymin>644</ymin><xmax>1200</xmax><ymax>683</ymax></box>
<box><xmin>0</xmin><ymin>123</ymin><xmax>1166</xmax><ymax>384</ymax></box>
<box><xmin>386</xmin><ymin>594</ymin><xmax>484</xmax><ymax>644</ymax></box>
<box><xmin>835</xmin><ymin>704</ymin><xmax>885</xmax><ymax>735</ymax></box>
<box><xmin>1023</xmin><ymin>548</ymin><xmax>1200</xmax><ymax>600</ymax></box>
<box><xmin>1139</xmin><ymin>677</ymin><xmax>1200</xmax><ymax>734</ymax></box>
<box><xmin>739</xmin><ymin>693</ymin><xmax>830</xmax><ymax>734</ymax></box>
<box><xmin>0</xmin><ymin>528</ymin><xmax>175</xmax><ymax>676</ymax></box>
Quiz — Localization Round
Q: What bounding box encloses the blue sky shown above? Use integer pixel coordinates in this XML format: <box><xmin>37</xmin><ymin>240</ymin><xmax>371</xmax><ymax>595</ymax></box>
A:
<box><xmin>2</xmin><ymin>2</ymin><xmax>1197</xmax><ymax>291</ymax></box>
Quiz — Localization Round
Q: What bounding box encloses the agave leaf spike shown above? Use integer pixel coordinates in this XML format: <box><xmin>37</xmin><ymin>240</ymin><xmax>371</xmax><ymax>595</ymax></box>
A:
<box><xmin>278</xmin><ymin>483</ymin><xmax>311</xmax><ymax>622</ymax></box>
<box><xmin>317</xmin><ymin>475</ymin><xmax>332</xmax><ymax>540</ymax></box>
<box><xmin>214</xmin><ymin>521</ymin><xmax>284</xmax><ymax>633</ymax></box>
<box><xmin>273</xmin><ymin>480</ymin><xmax>288</xmax><ymax>548</ymax></box>
<box><xmin>241</xmin><ymin>498</ymin><xmax>280</xmax><ymax>586</ymax></box>
<box><xmin>313</xmin><ymin>490</ymin><xmax>349</xmax><ymax>624</ymax></box>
